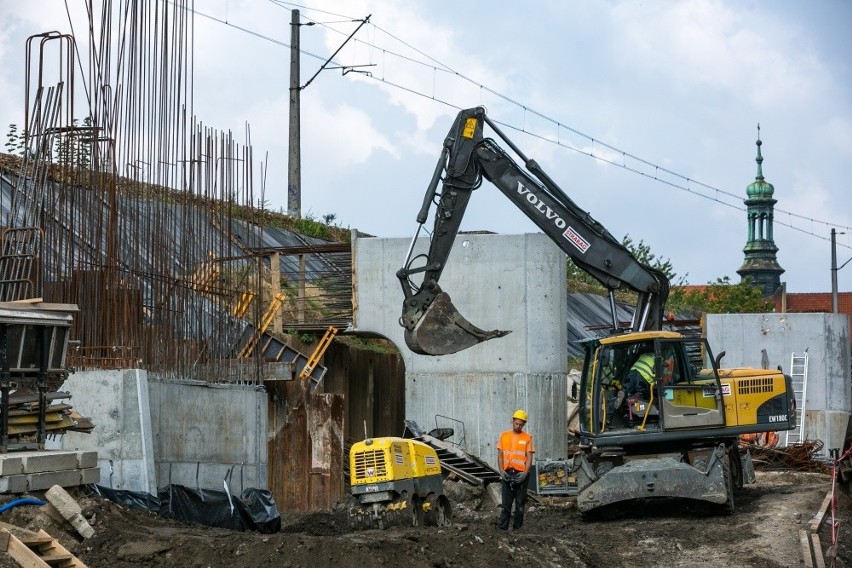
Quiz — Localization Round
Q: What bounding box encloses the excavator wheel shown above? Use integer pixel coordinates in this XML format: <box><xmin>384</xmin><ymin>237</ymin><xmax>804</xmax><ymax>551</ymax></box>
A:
<box><xmin>424</xmin><ymin>494</ymin><xmax>452</xmax><ymax>527</ymax></box>
<box><xmin>728</xmin><ymin>445</ymin><xmax>744</xmax><ymax>492</ymax></box>
<box><xmin>722</xmin><ymin>452</ymin><xmax>736</xmax><ymax>514</ymax></box>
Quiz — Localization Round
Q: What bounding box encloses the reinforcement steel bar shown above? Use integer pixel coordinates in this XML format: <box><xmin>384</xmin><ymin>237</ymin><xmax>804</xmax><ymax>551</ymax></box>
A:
<box><xmin>0</xmin><ymin>1</ymin><xmax>353</xmax><ymax>384</ymax></box>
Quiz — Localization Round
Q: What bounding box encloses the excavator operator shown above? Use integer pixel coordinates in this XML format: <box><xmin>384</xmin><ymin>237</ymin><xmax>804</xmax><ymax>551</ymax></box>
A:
<box><xmin>623</xmin><ymin>345</ymin><xmax>655</xmax><ymax>400</ymax></box>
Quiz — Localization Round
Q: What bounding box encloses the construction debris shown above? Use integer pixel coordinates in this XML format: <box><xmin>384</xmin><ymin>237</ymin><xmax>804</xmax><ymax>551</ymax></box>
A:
<box><xmin>45</xmin><ymin>485</ymin><xmax>94</xmax><ymax>539</ymax></box>
<box><xmin>3</xmin><ymin>389</ymin><xmax>94</xmax><ymax>439</ymax></box>
<box><xmin>744</xmin><ymin>440</ymin><xmax>832</xmax><ymax>474</ymax></box>
<box><xmin>0</xmin><ymin>520</ymin><xmax>88</xmax><ymax>567</ymax></box>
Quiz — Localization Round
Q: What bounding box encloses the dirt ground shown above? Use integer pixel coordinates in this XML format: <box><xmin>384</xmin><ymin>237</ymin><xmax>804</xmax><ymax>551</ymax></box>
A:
<box><xmin>0</xmin><ymin>471</ymin><xmax>848</xmax><ymax>568</ymax></box>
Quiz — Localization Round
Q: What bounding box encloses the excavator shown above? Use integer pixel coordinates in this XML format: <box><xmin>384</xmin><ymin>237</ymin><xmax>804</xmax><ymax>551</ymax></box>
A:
<box><xmin>397</xmin><ymin>106</ymin><xmax>796</xmax><ymax>516</ymax></box>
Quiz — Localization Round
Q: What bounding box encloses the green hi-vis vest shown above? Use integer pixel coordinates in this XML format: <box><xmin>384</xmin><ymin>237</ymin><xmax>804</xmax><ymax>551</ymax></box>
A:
<box><xmin>631</xmin><ymin>353</ymin><xmax>655</xmax><ymax>384</ymax></box>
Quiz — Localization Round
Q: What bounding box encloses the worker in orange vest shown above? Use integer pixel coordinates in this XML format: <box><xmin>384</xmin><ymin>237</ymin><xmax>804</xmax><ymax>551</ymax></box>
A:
<box><xmin>496</xmin><ymin>409</ymin><xmax>535</xmax><ymax>532</ymax></box>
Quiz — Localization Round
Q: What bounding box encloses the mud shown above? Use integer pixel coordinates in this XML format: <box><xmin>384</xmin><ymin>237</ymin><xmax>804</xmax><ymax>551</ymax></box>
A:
<box><xmin>0</xmin><ymin>471</ymin><xmax>848</xmax><ymax>568</ymax></box>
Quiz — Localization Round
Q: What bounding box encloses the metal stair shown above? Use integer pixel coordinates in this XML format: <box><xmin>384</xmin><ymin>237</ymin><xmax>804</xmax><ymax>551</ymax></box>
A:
<box><xmin>404</xmin><ymin>420</ymin><xmax>501</xmax><ymax>486</ymax></box>
<box><xmin>785</xmin><ymin>351</ymin><xmax>808</xmax><ymax>446</ymax></box>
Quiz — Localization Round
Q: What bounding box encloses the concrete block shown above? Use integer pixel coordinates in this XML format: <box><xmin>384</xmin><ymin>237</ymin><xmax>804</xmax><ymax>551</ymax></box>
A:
<box><xmin>21</xmin><ymin>451</ymin><xmax>79</xmax><ymax>474</ymax></box>
<box><xmin>77</xmin><ymin>451</ymin><xmax>98</xmax><ymax>469</ymax></box>
<box><xmin>45</xmin><ymin>484</ymin><xmax>94</xmax><ymax>539</ymax></box>
<box><xmin>0</xmin><ymin>475</ymin><xmax>28</xmax><ymax>494</ymax></box>
<box><xmin>80</xmin><ymin>467</ymin><xmax>100</xmax><ymax>485</ymax></box>
<box><xmin>27</xmin><ymin>469</ymin><xmax>82</xmax><ymax>491</ymax></box>
<box><xmin>0</xmin><ymin>456</ymin><xmax>23</xmax><ymax>476</ymax></box>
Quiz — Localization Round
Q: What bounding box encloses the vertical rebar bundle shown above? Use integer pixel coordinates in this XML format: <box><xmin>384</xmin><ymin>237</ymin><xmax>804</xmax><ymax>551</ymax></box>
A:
<box><xmin>0</xmin><ymin>1</ymin><xmax>298</xmax><ymax>384</ymax></box>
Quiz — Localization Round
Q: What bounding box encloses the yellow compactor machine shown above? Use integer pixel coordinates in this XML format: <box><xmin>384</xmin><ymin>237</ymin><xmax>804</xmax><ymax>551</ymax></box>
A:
<box><xmin>349</xmin><ymin>437</ymin><xmax>452</xmax><ymax>529</ymax></box>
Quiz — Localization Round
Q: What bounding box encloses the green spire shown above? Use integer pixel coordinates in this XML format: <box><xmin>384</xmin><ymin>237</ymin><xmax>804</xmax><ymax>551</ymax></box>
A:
<box><xmin>746</xmin><ymin>124</ymin><xmax>774</xmax><ymax>199</ymax></box>
<box><xmin>755</xmin><ymin>124</ymin><xmax>764</xmax><ymax>181</ymax></box>
<box><xmin>739</xmin><ymin>124</ymin><xmax>783</xmax><ymax>297</ymax></box>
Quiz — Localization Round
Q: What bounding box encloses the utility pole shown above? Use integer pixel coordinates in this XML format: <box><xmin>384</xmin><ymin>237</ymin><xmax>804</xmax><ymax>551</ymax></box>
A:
<box><xmin>288</xmin><ymin>9</ymin><xmax>301</xmax><ymax>219</ymax></box>
<box><xmin>286</xmin><ymin>11</ymin><xmax>369</xmax><ymax>220</ymax></box>
<box><xmin>832</xmin><ymin>228</ymin><xmax>839</xmax><ymax>313</ymax></box>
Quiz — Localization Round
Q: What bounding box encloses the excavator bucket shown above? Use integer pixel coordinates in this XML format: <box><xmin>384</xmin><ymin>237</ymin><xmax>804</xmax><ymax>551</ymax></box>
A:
<box><xmin>404</xmin><ymin>292</ymin><xmax>510</xmax><ymax>355</ymax></box>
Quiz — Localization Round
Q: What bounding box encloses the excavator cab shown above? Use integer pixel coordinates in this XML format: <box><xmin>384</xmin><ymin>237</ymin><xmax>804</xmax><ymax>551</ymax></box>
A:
<box><xmin>581</xmin><ymin>332</ymin><xmax>727</xmax><ymax>436</ymax></box>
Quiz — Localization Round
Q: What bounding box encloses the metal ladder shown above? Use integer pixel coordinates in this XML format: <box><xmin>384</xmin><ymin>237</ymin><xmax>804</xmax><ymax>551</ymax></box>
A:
<box><xmin>403</xmin><ymin>420</ymin><xmax>501</xmax><ymax>486</ymax></box>
<box><xmin>785</xmin><ymin>352</ymin><xmax>808</xmax><ymax>446</ymax></box>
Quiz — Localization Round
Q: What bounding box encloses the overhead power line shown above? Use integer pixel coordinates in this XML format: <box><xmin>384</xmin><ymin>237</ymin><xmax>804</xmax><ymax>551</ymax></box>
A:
<box><xmin>180</xmin><ymin>1</ymin><xmax>852</xmax><ymax>249</ymax></box>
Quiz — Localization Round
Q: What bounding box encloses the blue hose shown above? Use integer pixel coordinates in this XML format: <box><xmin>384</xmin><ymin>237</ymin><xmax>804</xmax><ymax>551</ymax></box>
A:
<box><xmin>0</xmin><ymin>498</ymin><xmax>46</xmax><ymax>513</ymax></box>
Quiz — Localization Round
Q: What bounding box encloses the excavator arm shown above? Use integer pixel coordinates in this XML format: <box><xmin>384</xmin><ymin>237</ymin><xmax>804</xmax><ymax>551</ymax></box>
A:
<box><xmin>397</xmin><ymin>107</ymin><xmax>669</xmax><ymax>355</ymax></box>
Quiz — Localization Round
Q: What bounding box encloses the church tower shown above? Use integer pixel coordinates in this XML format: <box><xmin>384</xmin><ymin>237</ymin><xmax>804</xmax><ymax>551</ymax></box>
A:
<box><xmin>737</xmin><ymin>126</ymin><xmax>784</xmax><ymax>296</ymax></box>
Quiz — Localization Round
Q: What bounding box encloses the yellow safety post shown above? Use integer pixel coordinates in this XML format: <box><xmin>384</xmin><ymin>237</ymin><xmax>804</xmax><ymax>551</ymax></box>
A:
<box><xmin>300</xmin><ymin>325</ymin><xmax>339</xmax><ymax>380</ymax></box>
<box><xmin>239</xmin><ymin>292</ymin><xmax>286</xmax><ymax>359</ymax></box>
<box><xmin>232</xmin><ymin>291</ymin><xmax>256</xmax><ymax>317</ymax></box>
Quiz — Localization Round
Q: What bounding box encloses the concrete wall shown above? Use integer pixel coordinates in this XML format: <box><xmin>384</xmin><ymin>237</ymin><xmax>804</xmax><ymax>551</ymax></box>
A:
<box><xmin>53</xmin><ymin>369</ymin><xmax>157</xmax><ymax>494</ymax></box>
<box><xmin>148</xmin><ymin>378</ymin><xmax>268</xmax><ymax>493</ymax></box>
<box><xmin>353</xmin><ymin>233</ymin><xmax>568</xmax><ymax>466</ymax></box>
<box><xmin>54</xmin><ymin>370</ymin><xmax>268</xmax><ymax>494</ymax></box>
<box><xmin>706</xmin><ymin>313</ymin><xmax>851</xmax><ymax>454</ymax></box>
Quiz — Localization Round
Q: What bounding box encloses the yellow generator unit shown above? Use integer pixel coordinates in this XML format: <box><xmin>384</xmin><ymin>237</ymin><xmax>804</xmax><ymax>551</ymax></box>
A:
<box><xmin>349</xmin><ymin>437</ymin><xmax>451</xmax><ymax>529</ymax></box>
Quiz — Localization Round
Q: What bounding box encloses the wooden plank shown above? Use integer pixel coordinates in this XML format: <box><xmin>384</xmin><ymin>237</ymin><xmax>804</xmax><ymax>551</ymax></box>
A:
<box><xmin>34</xmin><ymin>530</ymin><xmax>87</xmax><ymax>568</ymax></box>
<box><xmin>800</xmin><ymin>529</ymin><xmax>815</xmax><ymax>568</ymax></box>
<box><xmin>8</xmin><ymin>404</ymin><xmax>71</xmax><ymax>417</ymax></box>
<box><xmin>0</xmin><ymin>527</ymin><xmax>50</xmax><ymax>568</ymax></box>
<box><xmin>8</xmin><ymin>412</ymin><xmax>66</xmax><ymax>425</ymax></box>
<box><xmin>15</xmin><ymin>536</ymin><xmax>52</xmax><ymax>547</ymax></box>
<box><xmin>0</xmin><ymin>530</ymin><xmax>9</xmax><ymax>552</ymax></box>
<box><xmin>811</xmin><ymin>533</ymin><xmax>826</xmax><ymax>568</ymax></box>
<box><xmin>808</xmin><ymin>491</ymin><xmax>833</xmax><ymax>534</ymax></box>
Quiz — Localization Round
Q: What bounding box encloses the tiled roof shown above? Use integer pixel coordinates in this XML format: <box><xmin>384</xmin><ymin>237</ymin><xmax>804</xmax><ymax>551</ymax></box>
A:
<box><xmin>777</xmin><ymin>292</ymin><xmax>852</xmax><ymax>336</ymax></box>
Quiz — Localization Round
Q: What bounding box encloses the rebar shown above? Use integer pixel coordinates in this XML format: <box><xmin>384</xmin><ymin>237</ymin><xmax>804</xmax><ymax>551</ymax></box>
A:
<box><xmin>0</xmin><ymin>1</ymin><xmax>353</xmax><ymax>385</ymax></box>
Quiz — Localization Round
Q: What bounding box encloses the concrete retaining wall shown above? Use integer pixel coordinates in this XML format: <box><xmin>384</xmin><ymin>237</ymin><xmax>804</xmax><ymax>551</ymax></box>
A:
<box><xmin>148</xmin><ymin>378</ymin><xmax>268</xmax><ymax>493</ymax></box>
<box><xmin>53</xmin><ymin>369</ymin><xmax>157</xmax><ymax>494</ymax></box>
<box><xmin>54</xmin><ymin>370</ymin><xmax>267</xmax><ymax>494</ymax></box>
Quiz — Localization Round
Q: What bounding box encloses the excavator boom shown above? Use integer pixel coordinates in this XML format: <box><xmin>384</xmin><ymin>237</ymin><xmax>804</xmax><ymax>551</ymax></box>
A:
<box><xmin>398</xmin><ymin>107</ymin><xmax>668</xmax><ymax>355</ymax></box>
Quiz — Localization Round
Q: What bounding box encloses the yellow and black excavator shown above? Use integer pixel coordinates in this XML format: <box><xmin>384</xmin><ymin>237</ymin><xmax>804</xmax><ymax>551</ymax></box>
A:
<box><xmin>348</xmin><ymin>437</ymin><xmax>452</xmax><ymax>529</ymax></box>
<box><xmin>396</xmin><ymin>107</ymin><xmax>796</xmax><ymax>516</ymax></box>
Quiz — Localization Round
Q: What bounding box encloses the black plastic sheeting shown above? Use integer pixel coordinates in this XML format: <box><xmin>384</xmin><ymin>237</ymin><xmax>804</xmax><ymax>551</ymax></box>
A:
<box><xmin>87</xmin><ymin>484</ymin><xmax>281</xmax><ymax>534</ymax></box>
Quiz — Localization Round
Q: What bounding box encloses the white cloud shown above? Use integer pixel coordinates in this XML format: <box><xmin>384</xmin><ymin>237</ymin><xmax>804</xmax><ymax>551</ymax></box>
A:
<box><xmin>611</xmin><ymin>0</ymin><xmax>829</xmax><ymax>107</ymax></box>
<box><xmin>302</xmin><ymin>97</ymin><xmax>396</xmax><ymax>164</ymax></box>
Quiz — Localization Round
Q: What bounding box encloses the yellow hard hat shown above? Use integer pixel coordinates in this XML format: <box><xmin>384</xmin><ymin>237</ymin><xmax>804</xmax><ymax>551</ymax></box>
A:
<box><xmin>512</xmin><ymin>409</ymin><xmax>528</xmax><ymax>422</ymax></box>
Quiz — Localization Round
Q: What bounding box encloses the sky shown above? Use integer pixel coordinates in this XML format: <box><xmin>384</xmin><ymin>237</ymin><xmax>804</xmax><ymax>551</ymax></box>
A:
<box><xmin>0</xmin><ymin>0</ymin><xmax>850</xmax><ymax>294</ymax></box>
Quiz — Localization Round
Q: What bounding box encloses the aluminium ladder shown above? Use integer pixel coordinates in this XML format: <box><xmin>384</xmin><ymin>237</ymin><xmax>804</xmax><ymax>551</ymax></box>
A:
<box><xmin>785</xmin><ymin>352</ymin><xmax>808</xmax><ymax>446</ymax></box>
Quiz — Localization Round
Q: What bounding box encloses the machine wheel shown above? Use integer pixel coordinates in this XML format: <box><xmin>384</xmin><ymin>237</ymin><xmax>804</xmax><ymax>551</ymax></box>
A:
<box><xmin>728</xmin><ymin>445</ymin><xmax>744</xmax><ymax>492</ymax></box>
<box><xmin>425</xmin><ymin>494</ymin><xmax>452</xmax><ymax>527</ymax></box>
<box><xmin>406</xmin><ymin>494</ymin><xmax>424</xmax><ymax>527</ymax></box>
<box><xmin>721</xmin><ymin>454</ymin><xmax>736</xmax><ymax>514</ymax></box>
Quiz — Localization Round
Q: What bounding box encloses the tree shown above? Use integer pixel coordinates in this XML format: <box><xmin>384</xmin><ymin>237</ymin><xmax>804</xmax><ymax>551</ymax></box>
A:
<box><xmin>5</xmin><ymin>124</ymin><xmax>26</xmax><ymax>156</ymax></box>
<box><xmin>667</xmin><ymin>276</ymin><xmax>773</xmax><ymax>314</ymax></box>
<box><xmin>567</xmin><ymin>234</ymin><xmax>686</xmax><ymax>294</ymax></box>
<box><xmin>6</xmin><ymin>119</ymin><xmax>94</xmax><ymax>166</ymax></box>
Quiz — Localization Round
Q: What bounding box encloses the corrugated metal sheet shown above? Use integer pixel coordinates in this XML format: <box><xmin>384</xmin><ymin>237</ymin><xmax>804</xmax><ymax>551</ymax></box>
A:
<box><xmin>1</xmin><ymin>167</ymin><xmax>354</xmax><ymax>381</ymax></box>
<box><xmin>567</xmin><ymin>293</ymin><xmax>634</xmax><ymax>358</ymax></box>
<box><xmin>267</xmin><ymin>379</ymin><xmax>345</xmax><ymax>513</ymax></box>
